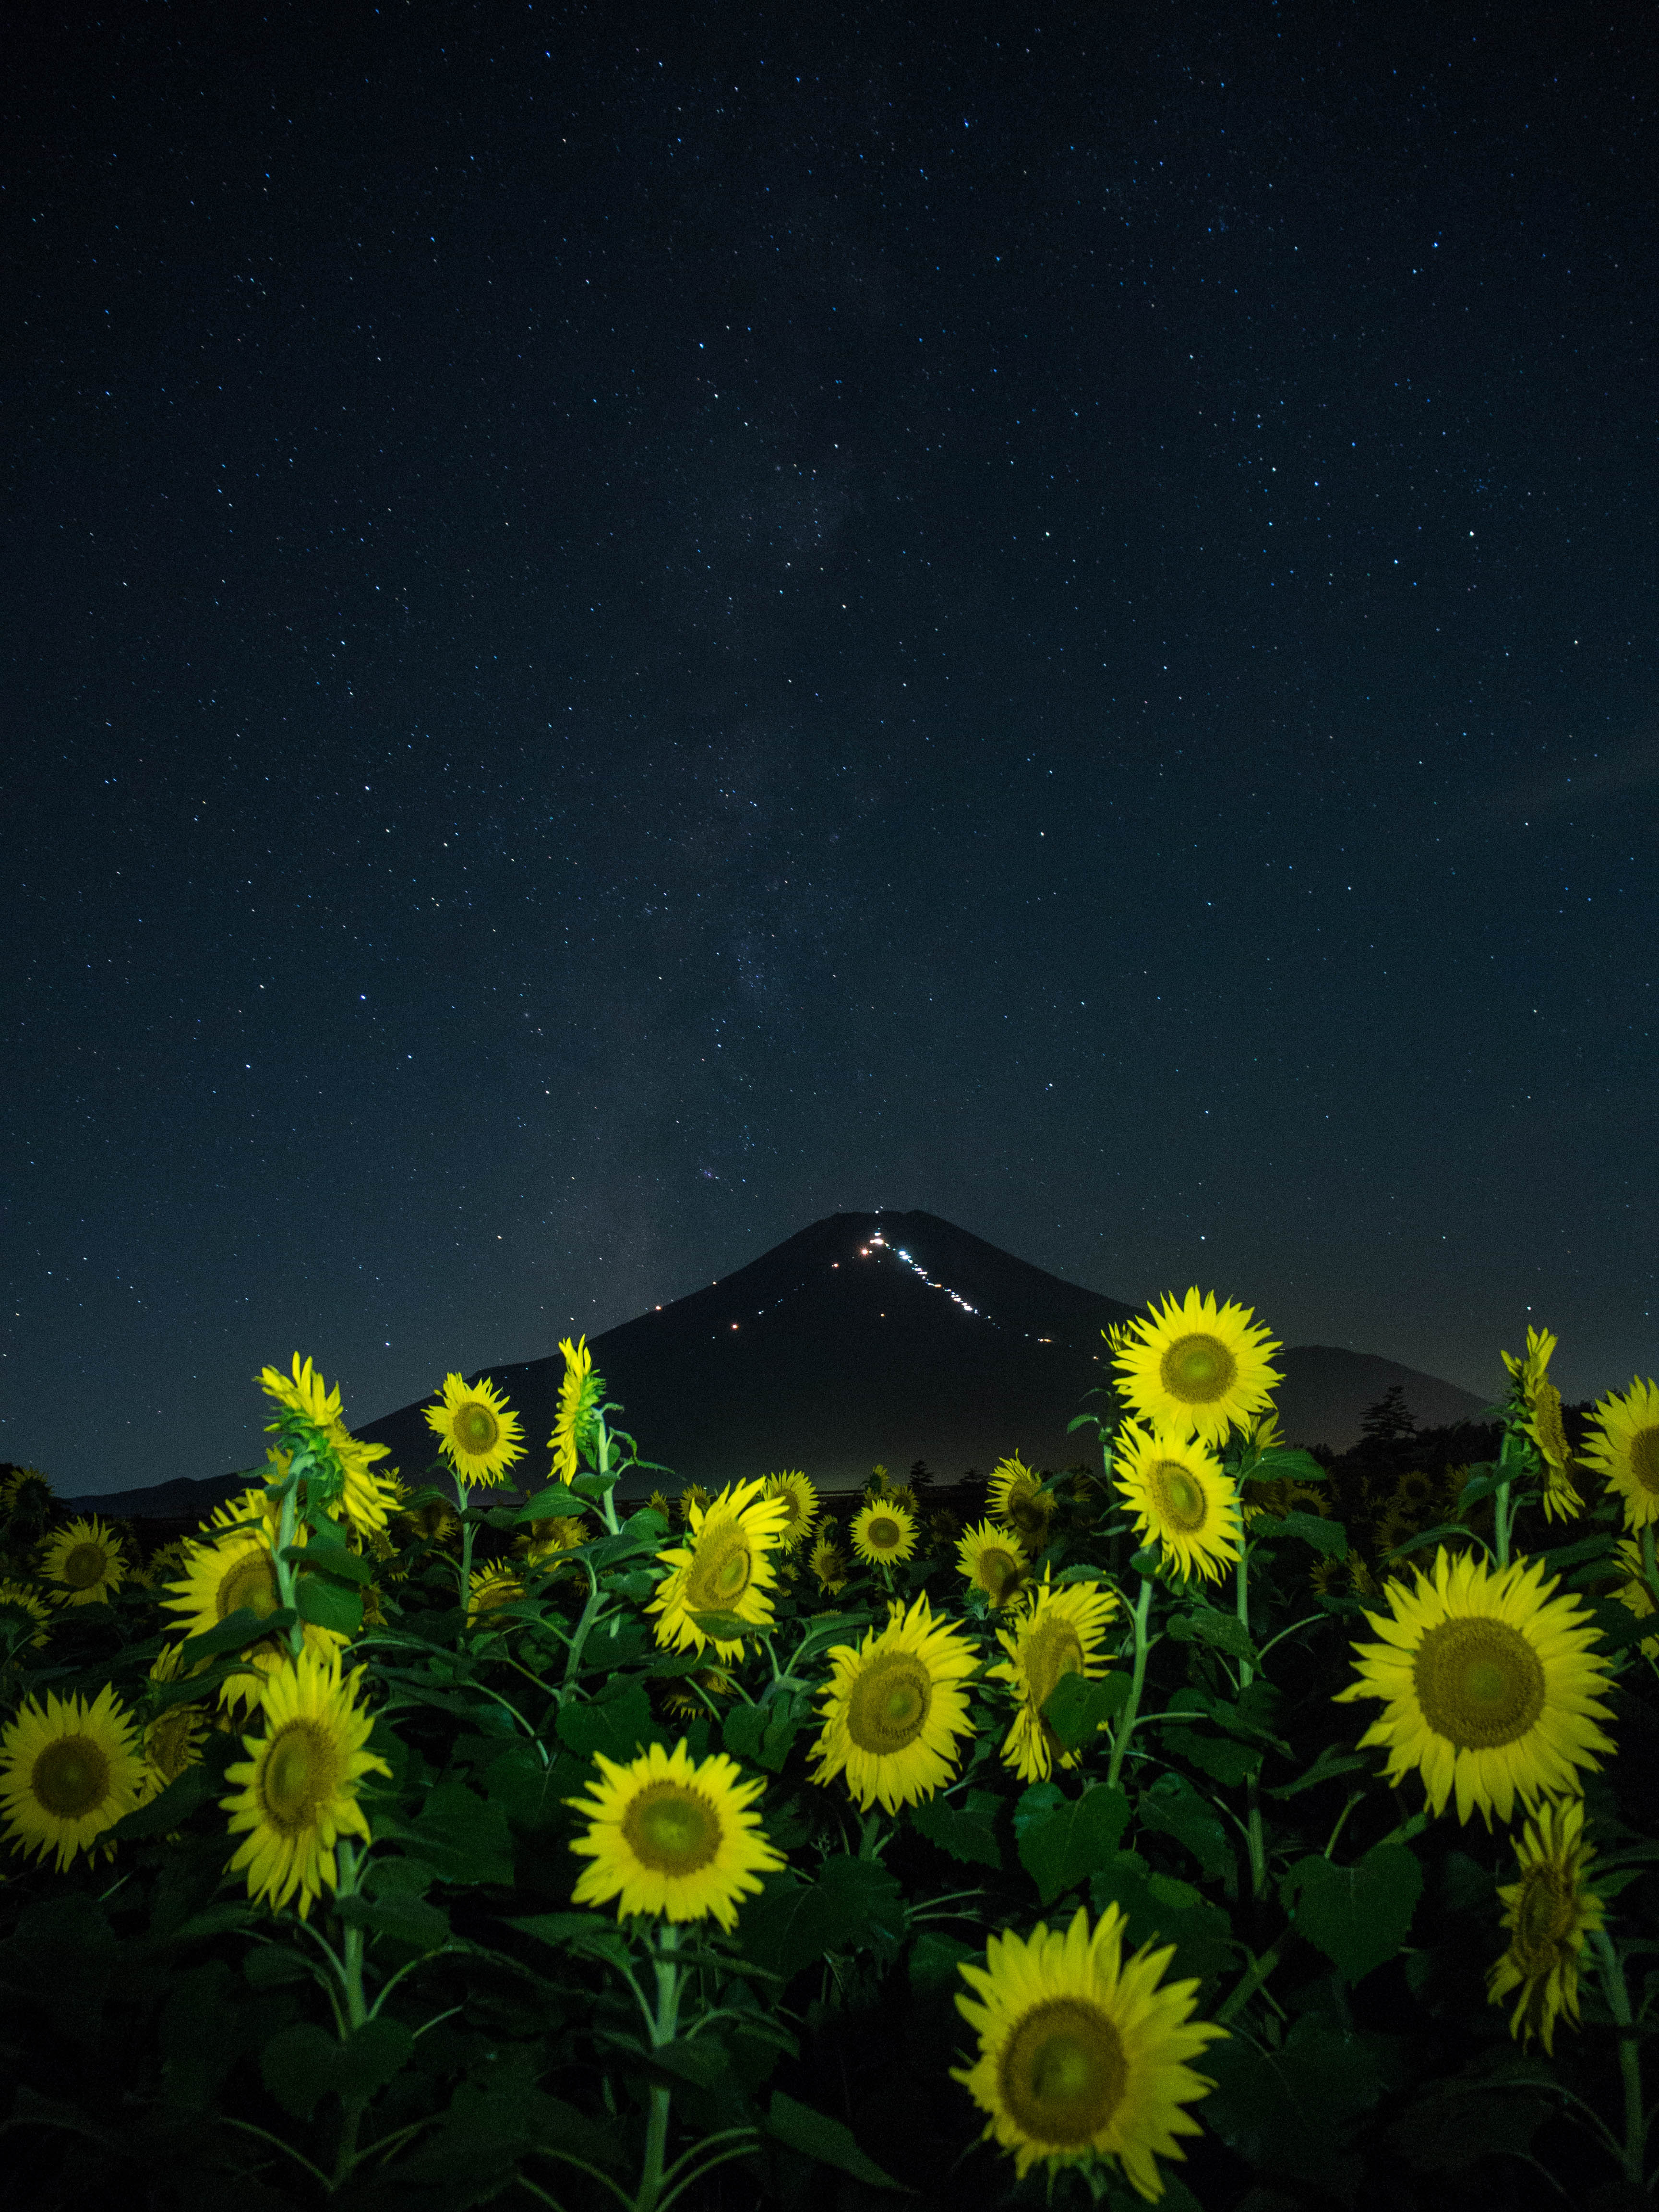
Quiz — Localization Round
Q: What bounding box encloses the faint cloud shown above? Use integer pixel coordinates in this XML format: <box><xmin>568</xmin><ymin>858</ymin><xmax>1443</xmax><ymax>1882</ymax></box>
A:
<box><xmin>1488</xmin><ymin>733</ymin><xmax>1659</xmax><ymax>819</ymax></box>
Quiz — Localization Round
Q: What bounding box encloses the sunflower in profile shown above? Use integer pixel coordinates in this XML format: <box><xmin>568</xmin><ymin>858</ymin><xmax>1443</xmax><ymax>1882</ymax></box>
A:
<box><xmin>199</xmin><ymin>1481</ymin><xmax>284</xmax><ymax>1543</ymax></box>
<box><xmin>810</xmin><ymin>1592</ymin><xmax>978</xmax><ymax>1812</ymax></box>
<box><xmin>852</xmin><ymin>1498</ymin><xmax>917</xmax><ymax>1566</ymax></box>
<box><xmin>1487</xmin><ymin>1793</ymin><xmax>1606</xmax><ymax>2055</ymax></box>
<box><xmin>1112</xmin><ymin>1421</ymin><xmax>1242</xmax><ymax>1586</ymax></box>
<box><xmin>425</xmin><ymin>1371</ymin><xmax>526</xmax><ymax>1490</ymax></box>
<box><xmin>809</xmin><ymin>1529</ymin><xmax>849</xmax><ymax>1595</ymax></box>
<box><xmin>1580</xmin><ymin>1377</ymin><xmax>1659</xmax><ymax>1533</ymax></box>
<box><xmin>1334</xmin><ymin>1546</ymin><xmax>1618</xmax><ymax>1830</ymax></box>
<box><xmin>987</xmin><ymin>1455</ymin><xmax>1056</xmax><ymax>1548</ymax></box>
<box><xmin>0</xmin><ymin>1580</ymin><xmax>52</xmax><ymax>1651</ymax></box>
<box><xmin>163</xmin><ymin>1521</ymin><xmax>344</xmax><ymax>1713</ymax></box>
<box><xmin>953</xmin><ymin>1902</ymin><xmax>1229</xmax><ymax>2196</ymax></box>
<box><xmin>991</xmin><ymin>1570</ymin><xmax>1120</xmax><ymax>1784</ymax></box>
<box><xmin>958</xmin><ymin>1521</ymin><xmax>1030</xmax><ymax>1609</ymax></box>
<box><xmin>1308</xmin><ymin>1555</ymin><xmax>1345</xmax><ymax>1600</ymax></box>
<box><xmin>222</xmin><ymin>1647</ymin><xmax>389</xmax><ymax>1920</ymax></box>
<box><xmin>256</xmin><ymin>1355</ymin><xmax>399</xmax><ymax>1541</ymax></box>
<box><xmin>1607</xmin><ymin>1539</ymin><xmax>1659</xmax><ymax>1659</ymax></box>
<box><xmin>1501</xmin><ymin>1328</ymin><xmax>1583</xmax><ymax>1525</ymax></box>
<box><xmin>566</xmin><ymin>1737</ymin><xmax>785</xmax><ymax>1929</ymax></box>
<box><xmin>1240</xmin><ymin>1475</ymin><xmax>1291</xmax><ymax>1529</ymax></box>
<box><xmin>648</xmin><ymin>1478</ymin><xmax>790</xmax><ymax>1662</ymax></box>
<box><xmin>676</xmin><ymin>1483</ymin><xmax>711</xmax><ymax>1527</ymax></box>
<box><xmin>549</xmin><ymin>1335</ymin><xmax>604</xmax><ymax>1482</ymax></box>
<box><xmin>1109</xmin><ymin>1288</ymin><xmax>1283</xmax><ymax>1449</ymax></box>
<box><xmin>0</xmin><ymin>1684</ymin><xmax>144</xmax><ymax>1870</ymax></box>
<box><xmin>763</xmin><ymin>1471</ymin><xmax>819</xmax><ymax>1551</ymax></box>
<box><xmin>137</xmin><ymin>1642</ymin><xmax>209</xmax><ymax>1805</ymax></box>
<box><xmin>37</xmin><ymin>1515</ymin><xmax>127</xmax><ymax>1608</ymax></box>
<box><xmin>467</xmin><ymin>1563</ymin><xmax>527</xmax><ymax>1629</ymax></box>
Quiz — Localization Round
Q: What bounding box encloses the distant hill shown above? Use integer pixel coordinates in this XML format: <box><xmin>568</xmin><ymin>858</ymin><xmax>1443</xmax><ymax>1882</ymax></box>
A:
<box><xmin>60</xmin><ymin>1210</ymin><xmax>1491</xmax><ymax>1519</ymax></box>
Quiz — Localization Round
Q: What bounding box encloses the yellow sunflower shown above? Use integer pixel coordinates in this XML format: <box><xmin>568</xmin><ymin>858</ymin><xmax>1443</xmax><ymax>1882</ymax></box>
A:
<box><xmin>1390</xmin><ymin>1471</ymin><xmax>1437</xmax><ymax>1519</ymax></box>
<box><xmin>137</xmin><ymin>1642</ymin><xmax>209</xmax><ymax>1805</ymax></box>
<box><xmin>809</xmin><ymin>1529</ymin><xmax>849</xmax><ymax>1595</ymax></box>
<box><xmin>1240</xmin><ymin>1475</ymin><xmax>1291</xmax><ymax>1529</ymax></box>
<box><xmin>1501</xmin><ymin>1323</ymin><xmax>1559</xmax><ymax>1404</ymax></box>
<box><xmin>402</xmin><ymin>1491</ymin><xmax>461</xmax><ymax>1545</ymax></box>
<box><xmin>1333</xmin><ymin>1546</ymin><xmax>1618</xmax><ymax>1830</ymax></box>
<box><xmin>1309</xmin><ymin>1555</ymin><xmax>1344</xmax><ymax>1600</ymax></box>
<box><xmin>810</xmin><ymin>1592</ymin><xmax>978</xmax><ymax>1812</ymax></box>
<box><xmin>256</xmin><ymin>1355</ymin><xmax>400</xmax><ymax>1541</ymax></box>
<box><xmin>1580</xmin><ymin>1376</ymin><xmax>1659</xmax><ymax>1533</ymax></box>
<box><xmin>163</xmin><ymin>1522</ymin><xmax>345</xmax><ymax>1713</ymax></box>
<box><xmin>549</xmin><ymin>1335</ymin><xmax>603</xmax><ymax>1483</ymax></box>
<box><xmin>1108</xmin><ymin>1288</ymin><xmax>1283</xmax><ymax>1448</ymax></box>
<box><xmin>425</xmin><ymin>1371</ymin><xmax>526</xmax><ymax>1489</ymax></box>
<box><xmin>953</xmin><ymin>1902</ymin><xmax>1229</xmax><ymax>2196</ymax></box>
<box><xmin>851</xmin><ymin>1498</ymin><xmax>917</xmax><ymax>1566</ymax></box>
<box><xmin>1486</xmin><ymin>1792</ymin><xmax>1606</xmax><ymax>2056</ymax></box>
<box><xmin>467</xmin><ymin>1562</ymin><xmax>528</xmax><ymax>1629</ymax></box>
<box><xmin>221</xmin><ymin>1647</ymin><xmax>389</xmax><ymax>1920</ymax></box>
<box><xmin>37</xmin><ymin>1515</ymin><xmax>127</xmax><ymax>1607</ymax></box>
<box><xmin>663</xmin><ymin>1668</ymin><xmax>734</xmax><ymax>1721</ymax></box>
<box><xmin>676</xmin><ymin>1482</ymin><xmax>711</xmax><ymax>1526</ymax></box>
<box><xmin>566</xmin><ymin>1737</ymin><xmax>785</xmax><ymax>1929</ymax></box>
<box><xmin>516</xmin><ymin>1513</ymin><xmax>592</xmax><ymax>1581</ymax></box>
<box><xmin>987</xmin><ymin>1454</ymin><xmax>1056</xmax><ymax>1547</ymax></box>
<box><xmin>0</xmin><ymin>1580</ymin><xmax>52</xmax><ymax>1650</ymax></box>
<box><xmin>990</xmin><ymin>1570</ymin><xmax>1121</xmax><ymax>1783</ymax></box>
<box><xmin>647</xmin><ymin>1479</ymin><xmax>790</xmax><ymax>1662</ymax></box>
<box><xmin>1112</xmin><ymin>1421</ymin><xmax>1242</xmax><ymax>1586</ymax></box>
<box><xmin>957</xmin><ymin>1520</ymin><xmax>1030</xmax><ymax>1609</ymax></box>
<box><xmin>763</xmin><ymin>1470</ymin><xmax>819</xmax><ymax>1551</ymax></box>
<box><xmin>1</xmin><ymin>1464</ymin><xmax>54</xmax><ymax>1512</ymax></box>
<box><xmin>0</xmin><ymin>1684</ymin><xmax>144</xmax><ymax>1869</ymax></box>
<box><xmin>1608</xmin><ymin>1539</ymin><xmax>1659</xmax><ymax>1659</ymax></box>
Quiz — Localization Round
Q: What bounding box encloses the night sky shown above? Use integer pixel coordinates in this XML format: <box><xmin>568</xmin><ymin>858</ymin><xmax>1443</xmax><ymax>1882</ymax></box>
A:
<box><xmin>7</xmin><ymin>3</ymin><xmax>1655</xmax><ymax>1501</ymax></box>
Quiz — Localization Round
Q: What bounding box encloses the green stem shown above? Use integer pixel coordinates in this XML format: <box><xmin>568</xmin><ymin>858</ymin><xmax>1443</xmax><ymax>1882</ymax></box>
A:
<box><xmin>1493</xmin><ymin>1430</ymin><xmax>1519</xmax><ymax>1570</ymax></box>
<box><xmin>563</xmin><ymin>1577</ymin><xmax>606</xmax><ymax>1688</ymax></box>
<box><xmin>635</xmin><ymin>1922</ymin><xmax>684</xmax><ymax>2212</ymax></box>
<box><xmin>1214</xmin><ymin>1943</ymin><xmax>1281</xmax><ymax>2028</ymax></box>
<box><xmin>1234</xmin><ymin>1543</ymin><xmax>1268</xmax><ymax>1902</ymax></box>
<box><xmin>453</xmin><ymin>1473</ymin><xmax>475</xmax><ymax>1625</ymax></box>
<box><xmin>1590</xmin><ymin>1926</ymin><xmax>1644</xmax><ymax>2184</ymax></box>
<box><xmin>332</xmin><ymin>1838</ymin><xmax>370</xmax><ymax>2186</ymax></box>
<box><xmin>1642</xmin><ymin>1522</ymin><xmax>1659</xmax><ymax>1619</ymax></box>
<box><xmin>1106</xmin><ymin>1575</ymin><xmax>1155</xmax><ymax>1792</ymax></box>
<box><xmin>271</xmin><ymin>1478</ymin><xmax>304</xmax><ymax>1658</ymax></box>
<box><xmin>596</xmin><ymin>1418</ymin><xmax>622</xmax><ymax>1535</ymax></box>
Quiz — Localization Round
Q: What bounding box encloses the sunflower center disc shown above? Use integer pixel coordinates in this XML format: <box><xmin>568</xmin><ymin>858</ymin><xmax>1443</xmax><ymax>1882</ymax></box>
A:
<box><xmin>1517</xmin><ymin>1870</ymin><xmax>1571</xmax><ymax>1960</ymax></box>
<box><xmin>32</xmin><ymin>1735</ymin><xmax>111</xmax><ymax>1819</ymax></box>
<box><xmin>981</xmin><ymin>1547</ymin><xmax>1022</xmax><ymax>1604</ymax></box>
<box><xmin>457</xmin><ymin>1404</ymin><xmax>500</xmax><ymax>1455</ymax></box>
<box><xmin>623</xmin><ymin>1782</ymin><xmax>721</xmax><ymax>1873</ymax></box>
<box><xmin>1631</xmin><ymin>1426</ymin><xmax>1659</xmax><ymax>1496</ymax></box>
<box><xmin>1153</xmin><ymin>1464</ymin><xmax>1207</xmax><ymax>1531</ymax></box>
<box><xmin>1412</xmin><ymin>1617</ymin><xmax>1547</xmax><ymax>1750</ymax></box>
<box><xmin>1000</xmin><ymin>1997</ymin><xmax>1127</xmax><ymax>2147</ymax></box>
<box><xmin>1160</xmin><ymin>1331</ymin><xmax>1239</xmax><ymax>1407</ymax></box>
<box><xmin>61</xmin><ymin>1543</ymin><xmax>109</xmax><ymax>1589</ymax></box>
<box><xmin>688</xmin><ymin>1526</ymin><xmax>752</xmax><ymax>1610</ymax></box>
<box><xmin>148</xmin><ymin>1710</ymin><xmax>195</xmax><ymax>1785</ymax></box>
<box><xmin>261</xmin><ymin>1719</ymin><xmax>341</xmax><ymax>1833</ymax></box>
<box><xmin>1027</xmin><ymin>1622</ymin><xmax>1086</xmax><ymax>1715</ymax></box>
<box><xmin>847</xmin><ymin>1652</ymin><xmax>932</xmax><ymax>1754</ymax></box>
<box><xmin>867</xmin><ymin>1517</ymin><xmax>901</xmax><ymax>1551</ymax></box>
<box><xmin>220</xmin><ymin>1552</ymin><xmax>280</xmax><ymax>1621</ymax></box>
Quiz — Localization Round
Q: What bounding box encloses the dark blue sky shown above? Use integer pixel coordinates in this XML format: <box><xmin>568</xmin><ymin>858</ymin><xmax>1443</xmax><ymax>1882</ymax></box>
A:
<box><xmin>6</xmin><ymin>1</ymin><xmax>1654</xmax><ymax>1498</ymax></box>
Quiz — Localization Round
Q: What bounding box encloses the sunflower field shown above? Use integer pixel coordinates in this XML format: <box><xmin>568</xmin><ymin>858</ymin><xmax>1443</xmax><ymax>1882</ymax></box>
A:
<box><xmin>4</xmin><ymin>1310</ymin><xmax>1659</xmax><ymax>2212</ymax></box>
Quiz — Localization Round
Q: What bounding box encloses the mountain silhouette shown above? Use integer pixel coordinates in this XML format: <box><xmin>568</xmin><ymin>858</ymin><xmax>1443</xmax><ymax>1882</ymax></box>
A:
<box><xmin>60</xmin><ymin>1210</ymin><xmax>1492</xmax><ymax>1517</ymax></box>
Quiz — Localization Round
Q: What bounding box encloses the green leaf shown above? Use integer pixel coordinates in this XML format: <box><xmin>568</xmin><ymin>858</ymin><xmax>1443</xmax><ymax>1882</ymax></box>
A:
<box><xmin>281</xmin><ymin>1539</ymin><xmax>372</xmax><ymax>1586</ymax></box>
<box><xmin>1250</xmin><ymin>1448</ymin><xmax>1329</xmax><ymax>1484</ymax></box>
<box><xmin>515</xmin><ymin>1485</ymin><xmax>592</xmax><ymax>1522</ymax></box>
<box><xmin>1584</xmin><ymin>1597</ymin><xmax>1659</xmax><ymax>1653</ymax></box>
<box><xmin>1040</xmin><ymin>1669</ymin><xmax>1131</xmax><ymax>1752</ymax></box>
<box><xmin>107</xmin><ymin>1758</ymin><xmax>227</xmax><ymax>1842</ymax></box>
<box><xmin>509</xmin><ymin>1911</ymin><xmax>636</xmax><ymax>1969</ymax></box>
<box><xmin>689</xmin><ymin>1608</ymin><xmax>767</xmax><ymax>1642</ymax></box>
<box><xmin>335</xmin><ymin>1888</ymin><xmax>451</xmax><ymax>1948</ymax></box>
<box><xmin>179</xmin><ymin>1605</ymin><xmax>297</xmax><ymax>1665</ymax></box>
<box><xmin>1270</xmin><ymin>1511</ymin><xmax>1348</xmax><ymax>1560</ymax></box>
<box><xmin>1539</xmin><ymin>1532</ymin><xmax>1621</xmax><ymax>1575</ymax></box>
<box><xmin>261</xmin><ymin>2021</ymin><xmax>340</xmax><ymax>2120</ymax></box>
<box><xmin>792</xmin><ymin>1610</ymin><xmax>874</xmax><ymax>1669</ymax></box>
<box><xmin>910</xmin><ymin>1789</ymin><xmax>1003</xmax><ymax>1869</ymax></box>
<box><xmin>1135</xmin><ymin>1771</ymin><xmax>1234</xmax><ymax>1882</ymax></box>
<box><xmin>1181</xmin><ymin>1730</ymin><xmax>1262</xmax><ymax>1787</ymax></box>
<box><xmin>1380</xmin><ymin>1520</ymin><xmax>1476</xmax><ymax>1563</ymax></box>
<box><xmin>1088</xmin><ymin>1850</ymin><xmax>1240</xmax><ymax>1986</ymax></box>
<box><xmin>1202</xmin><ymin>2011</ymin><xmax>1391</xmax><ymax>2202</ymax></box>
<box><xmin>294</xmin><ymin>1573</ymin><xmax>363</xmax><ymax>1636</ymax></box>
<box><xmin>1282</xmin><ymin>1841</ymin><xmax>1423</xmax><ymax>1984</ymax></box>
<box><xmin>1012</xmin><ymin>1780</ymin><xmax>1064</xmax><ymax>1838</ymax></box>
<box><xmin>1383</xmin><ymin>2080</ymin><xmax>1551</xmax><ymax>2173</ymax></box>
<box><xmin>337</xmin><ymin>2015</ymin><xmax>415</xmax><ymax>2100</ymax></box>
<box><xmin>1164</xmin><ymin>1606</ymin><xmax>1260</xmax><ymax>1662</ymax></box>
<box><xmin>763</xmin><ymin>2091</ymin><xmax>910</xmax><ymax>2191</ymax></box>
<box><xmin>376</xmin><ymin>1778</ymin><xmax>516</xmax><ymax>1887</ymax></box>
<box><xmin>1018</xmin><ymin>1784</ymin><xmax>1132</xmax><ymax>1905</ymax></box>
<box><xmin>556</xmin><ymin>1682</ymin><xmax>665</xmax><ymax>1764</ymax></box>
<box><xmin>243</xmin><ymin>1945</ymin><xmax>312</xmax><ymax>1989</ymax></box>
<box><xmin>740</xmin><ymin>1855</ymin><xmax>905</xmax><ymax>1982</ymax></box>
<box><xmin>1264</xmin><ymin>1741</ymin><xmax>1373</xmax><ymax>1799</ymax></box>
<box><xmin>722</xmin><ymin>1695</ymin><xmax>805</xmax><ymax>1773</ymax></box>
<box><xmin>1453</xmin><ymin>1467</ymin><xmax>1502</xmax><ymax>1507</ymax></box>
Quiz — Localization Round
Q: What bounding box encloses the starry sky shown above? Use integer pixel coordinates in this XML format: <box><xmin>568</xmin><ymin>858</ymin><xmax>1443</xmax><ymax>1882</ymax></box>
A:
<box><xmin>6</xmin><ymin>2</ymin><xmax>1655</xmax><ymax>1500</ymax></box>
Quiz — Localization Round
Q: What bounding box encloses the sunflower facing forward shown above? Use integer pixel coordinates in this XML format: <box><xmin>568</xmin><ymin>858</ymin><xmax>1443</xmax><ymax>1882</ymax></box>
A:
<box><xmin>1333</xmin><ymin>1545</ymin><xmax>1618</xmax><ymax>1829</ymax></box>
<box><xmin>953</xmin><ymin>1902</ymin><xmax>1229</xmax><ymax>2197</ymax></box>
<box><xmin>958</xmin><ymin>1520</ymin><xmax>1030</xmax><ymax>1609</ymax></box>
<box><xmin>647</xmin><ymin>1478</ymin><xmax>791</xmax><ymax>1662</ymax></box>
<box><xmin>762</xmin><ymin>1470</ymin><xmax>818</xmax><ymax>1551</ymax></box>
<box><xmin>991</xmin><ymin>1570</ymin><xmax>1120</xmax><ymax>1783</ymax></box>
<box><xmin>221</xmin><ymin>1646</ymin><xmax>390</xmax><ymax>1920</ymax></box>
<box><xmin>425</xmin><ymin>1371</ymin><xmax>526</xmax><ymax>1490</ymax></box>
<box><xmin>810</xmin><ymin>1592</ymin><xmax>978</xmax><ymax>1812</ymax></box>
<box><xmin>163</xmin><ymin>1520</ymin><xmax>346</xmax><ymax>1712</ymax></box>
<box><xmin>987</xmin><ymin>1455</ymin><xmax>1056</xmax><ymax>1548</ymax></box>
<box><xmin>1112</xmin><ymin>1421</ymin><xmax>1243</xmax><ymax>1586</ymax></box>
<box><xmin>1109</xmin><ymin>1288</ymin><xmax>1283</xmax><ymax>1448</ymax></box>
<box><xmin>1580</xmin><ymin>1376</ymin><xmax>1659</xmax><ymax>1533</ymax></box>
<box><xmin>566</xmin><ymin>1738</ymin><xmax>785</xmax><ymax>1929</ymax></box>
<box><xmin>0</xmin><ymin>1683</ymin><xmax>144</xmax><ymax>1869</ymax></box>
<box><xmin>1486</xmin><ymin>1793</ymin><xmax>1606</xmax><ymax>2056</ymax></box>
<box><xmin>809</xmin><ymin>1528</ymin><xmax>850</xmax><ymax>1595</ymax></box>
<box><xmin>37</xmin><ymin>1515</ymin><xmax>127</xmax><ymax>1608</ymax></box>
<box><xmin>851</xmin><ymin>1497</ymin><xmax>917</xmax><ymax>1567</ymax></box>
